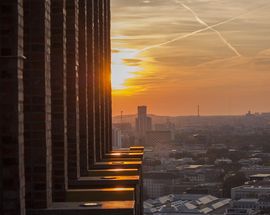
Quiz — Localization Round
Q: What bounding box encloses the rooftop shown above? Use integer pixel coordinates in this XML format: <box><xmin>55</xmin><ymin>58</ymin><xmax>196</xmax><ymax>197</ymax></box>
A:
<box><xmin>144</xmin><ymin>194</ymin><xmax>231</xmax><ymax>214</ymax></box>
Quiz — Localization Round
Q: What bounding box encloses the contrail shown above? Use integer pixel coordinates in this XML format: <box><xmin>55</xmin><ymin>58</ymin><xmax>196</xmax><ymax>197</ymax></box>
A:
<box><xmin>135</xmin><ymin>3</ymin><xmax>268</xmax><ymax>55</ymax></box>
<box><xmin>176</xmin><ymin>0</ymin><xmax>241</xmax><ymax>56</ymax></box>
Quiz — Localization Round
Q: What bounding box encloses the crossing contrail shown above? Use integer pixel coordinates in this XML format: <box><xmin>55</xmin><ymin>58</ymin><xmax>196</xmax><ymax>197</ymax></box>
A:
<box><xmin>176</xmin><ymin>0</ymin><xmax>241</xmax><ymax>56</ymax></box>
<box><xmin>135</xmin><ymin>3</ymin><xmax>269</xmax><ymax>55</ymax></box>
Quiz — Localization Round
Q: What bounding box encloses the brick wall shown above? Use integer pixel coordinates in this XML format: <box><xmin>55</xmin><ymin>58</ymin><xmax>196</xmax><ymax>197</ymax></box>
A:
<box><xmin>0</xmin><ymin>0</ymin><xmax>25</xmax><ymax>214</ymax></box>
<box><xmin>24</xmin><ymin>0</ymin><xmax>52</xmax><ymax>209</ymax></box>
<box><xmin>87</xmin><ymin>0</ymin><xmax>96</xmax><ymax>167</ymax></box>
<box><xmin>66</xmin><ymin>0</ymin><xmax>80</xmax><ymax>182</ymax></box>
<box><xmin>78</xmin><ymin>0</ymin><xmax>89</xmax><ymax>176</ymax></box>
<box><xmin>0</xmin><ymin>0</ymin><xmax>114</xmax><ymax>213</ymax></box>
<box><xmin>105</xmin><ymin>0</ymin><xmax>112</xmax><ymax>152</ymax></box>
<box><xmin>51</xmin><ymin>0</ymin><xmax>67</xmax><ymax>202</ymax></box>
<box><xmin>93</xmin><ymin>0</ymin><xmax>102</xmax><ymax>161</ymax></box>
<box><xmin>99</xmin><ymin>0</ymin><xmax>106</xmax><ymax>157</ymax></box>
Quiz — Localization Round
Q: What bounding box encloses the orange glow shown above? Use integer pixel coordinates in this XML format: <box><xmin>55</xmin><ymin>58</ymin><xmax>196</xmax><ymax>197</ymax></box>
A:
<box><xmin>111</xmin><ymin>0</ymin><xmax>270</xmax><ymax>116</ymax></box>
<box><xmin>128</xmin><ymin>153</ymin><xmax>143</xmax><ymax>156</ymax></box>
<box><xmin>122</xmin><ymin>161</ymin><xmax>142</xmax><ymax>165</ymax></box>
<box><xmin>110</xmin><ymin>161</ymin><xmax>123</xmax><ymax>165</ymax></box>
<box><xmin>110</xmin><ymin>153</ymin><xmax>122</xmax><ymax>156</ymax></box>
<box><xmin>111</xmin><ymin>48</ymin><xmax>154</xmax><ymax>96</ymax></box>
<box><xmin>108</xmin><ymin>168</ymin><xmax>135</xmax><ymax>171</ymax></box>
<box><xmin>113</xmin><ymin>187</ymin><xmax>130</xmax><ymax>191</ymax></box>
<box><xmin>108</xmin><ymin>152</ymin><xmax>143</xmax><ymax>156</ymax></box>
<box><xmin>111</xmin><ymin>48</ymin><xmax>141</xmax><ymax>92</ymax></box>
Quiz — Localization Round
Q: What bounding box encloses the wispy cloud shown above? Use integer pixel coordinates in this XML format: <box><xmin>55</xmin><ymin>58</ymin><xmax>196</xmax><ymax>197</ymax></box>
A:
<box><xmin>136</xmin><ymin>2</ymin><xmax>269</xmax><ymax>55</ymax></box>
<box><xmin>111</xmin><ymin>0</ymin><xmax>270</xmax><ymax>115</ymax></box>
<box><xmin>175</xmin><ymin>0</ymin><xmax>241</xmax><ymax>57</ymax></box>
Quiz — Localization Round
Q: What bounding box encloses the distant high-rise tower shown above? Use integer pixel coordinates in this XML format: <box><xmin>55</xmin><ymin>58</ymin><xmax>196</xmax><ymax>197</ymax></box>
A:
<box><xmin>136</xmin><ymin>106</ymin><xmax>152</xmax><ymax>136</ymax></box>
<box><xmin>112</xmin><ymin>127</ymin><xmax>122</xmax><ymax>149</ymax></box>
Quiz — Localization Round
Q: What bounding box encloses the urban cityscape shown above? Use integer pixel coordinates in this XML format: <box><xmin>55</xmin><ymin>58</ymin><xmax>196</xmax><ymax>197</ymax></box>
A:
<box><xmin>111</xmin><ymin>0</ymin><xmax>270</xmax><ymax>214</ymax></box>
<box><xmin>113</xmin><ymin>106</ymin><xmax>270</xmax><ymax>214</ymax></box>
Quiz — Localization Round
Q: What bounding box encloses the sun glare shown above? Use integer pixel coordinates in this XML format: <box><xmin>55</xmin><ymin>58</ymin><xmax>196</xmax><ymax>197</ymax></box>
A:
<box><xmin>111</xmin><ymin>48</ymin><xmax>143</xmax><ymax>95</ymax></box>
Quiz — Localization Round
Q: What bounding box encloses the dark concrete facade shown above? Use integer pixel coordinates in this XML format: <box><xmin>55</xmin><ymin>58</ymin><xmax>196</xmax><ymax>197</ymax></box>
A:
<box><xmin>78</xmin><ymin>0</ymin><xmax>89</xmax><ymax>176</ymax></box>
<box><xmin>86</xmin><ymin>0</ymin><xmax>96</xmax><ymax>167</ymax></box>
<box><xmin>23</xmin><ymin>0</ymin><xmax>52</xmax><ymax>209</ymax></box>
<box><xmin>0</xmin><ymin>0</ymin><xmax>25</xmax><ymax>214</ymax></box>
<box><xmin>51</xmin><ymin>0</ymin><xmax>67</xmax><ymax>202</ymax></box>
<box><xmin>0</xmin><ymin>0</ymin><xmax>143</xmax><ymax>214</ymax></box>
<box><xmin>105</xmin><ymin>0</ymin><xmax>113</xmax><ymax>153</ymax></box>
<box><xmin>93</xmin><ymin>0</ymin><xmax>103</xmax><ymax>162</ymax></box>
<box><xmin>66</xmin><ymin>0</ymin><xmax>80</xmax><ymax>183</ymax></box>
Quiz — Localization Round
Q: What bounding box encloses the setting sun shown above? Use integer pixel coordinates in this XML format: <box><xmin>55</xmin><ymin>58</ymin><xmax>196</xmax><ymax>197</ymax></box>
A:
<box><xmin>111</xmin><ymin>0</ymin><xmax>270</xmax><ymax>116</ymax></box>
<box><xmin>111</xmin><ymin>47</ymin><xmax>146</xmax><ymax>95</ymax></box>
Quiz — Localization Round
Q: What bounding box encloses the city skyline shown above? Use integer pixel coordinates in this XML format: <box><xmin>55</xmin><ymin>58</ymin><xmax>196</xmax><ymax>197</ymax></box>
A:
<box><xmin>111</xmin><ymin>0</ymin><xmax>270</xmax><ymax>116</ymax></box>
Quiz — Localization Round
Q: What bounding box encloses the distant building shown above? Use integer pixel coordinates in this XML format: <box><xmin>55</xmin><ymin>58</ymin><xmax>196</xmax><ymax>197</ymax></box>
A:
<box><xmin>136</xmin><ymin>106</ymin><xmax>152</xmax><ymax>137</ymax></box>
<box><xmin>175</xmin><ymin>157</ymin><xmax>195</xmax><ymax>165</ymax></box>
<box><xmin>261</xmin><ymin>112</ymin><xmax>270</xmax><ymax>117</ymax></box>
<box><xmin>225</xmin><ymin>208</ymin><xmax>259</xmax><ymax>215</ymax></box>
<box><xmin>112</xmin><ymin>127</ymin><xmax>122</xmax><ymax>149</ymax></box>
<box><xmin>155</xmin><ymin>120</ymin><xmax>175</xmax><ymax>131</ymax></box>
<box><xmin>215</xmin><ymin>158</ymin><xmax>232</xmax><ymax>165</ymax></box>
<box><xmin>154</xmin><ymin>119</ymin><xmax>176</xmax><ymax>140</ymax></box>
<box><xmin>112</xmin><ymin>122</ymin><xmax>135</xmax><ymax>147</ymax></box>
<box><xmin>144</xmin><ymin>194</ymin><xmax>231</xmax><ymax>214</ymax></box>
<box><xmin>240</xmin><ymin>165</ymin><xmax>270</xmax><ymax>177</ymax></box>
<box><xmin>113</xmin><ymin>122</ymin><xmax>132</xmax><ymax>132</ymax></box>
<box><xmin>231</xmin><ymin>185</ymin><xmax>270</xmax><ymax>200</ymax></box>
<box><xmin>249</xmin><ymin>174</ymin><xmax>270</xmax><ymax>181</ymax></box>
<box><xmin>232</xmin><ymin>199</ymin><xmax>259</xmax><ymax>210</ymax></box>
<box><xmin>145</xmin><ymin>130</ymin><xmax>171</xmax><ymax>146</ymax></box>
<box><xmin>144</xmin><ymin>172</ymin><xmax>175</xmax><ymax>198</ymax></box>
<box><xmin>228</xmin><ymin>184</ymin><xmax>270</xmax><ymax>214</ymax></box>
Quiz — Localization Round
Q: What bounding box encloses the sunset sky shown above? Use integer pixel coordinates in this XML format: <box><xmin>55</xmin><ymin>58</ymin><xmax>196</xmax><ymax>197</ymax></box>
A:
<box><xmin>111</xmin><ymin>0</ymin><xmax>270</xmax><ymax>116</ymax></box>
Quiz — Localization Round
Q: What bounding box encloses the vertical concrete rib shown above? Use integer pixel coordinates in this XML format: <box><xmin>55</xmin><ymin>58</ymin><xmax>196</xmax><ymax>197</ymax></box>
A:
<box><xmin>78</xmin><ymin>0</ymin><xmax>89</xmax><ymax>176</ymax></box>
<box><xmin>105</xmin><ymin>0</ymin><xmax>112</xmax><ymax>152</ymax></box>
<box><xmin>93</xmin><ymin>0</ymin><xmax>102</xmax><ymax>161</ymax></box>
<box><xmin>51</xmin><ymin>0</ymin><xmax>68</xmax><ymax>202</ymax></box>
<box><xmin>87</xmin><ymin>0</ymin><xmax>96</xmax><ymax>166</ymax></box>
<box><xmin>24</xmin><ymin>0</ymin><xmax>52</xmax><ymax>209</ymax></box>
<box><xmin>66</xmin><ymin>0</ymin><xmax>80</xmax><ymax>183</ymax></box>
<box><xmin>99</xmin><ymin>0</ymin><xmax>106</xmax><ymax>157</ymax></box>
<box><xmin>0</xmin><ymin>0</ymin><xmax>25</xmax><ymax>214</ymax></box>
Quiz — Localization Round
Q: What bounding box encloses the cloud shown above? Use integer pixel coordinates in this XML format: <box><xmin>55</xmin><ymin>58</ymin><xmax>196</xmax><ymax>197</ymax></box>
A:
<box><xmin>253</xmin><ymin>49</ymin><xmax>270</xmax><ymax>66</ymax></box>
<box><xmin>123</xmin><ymin>58</ymin><xmax>142</xmax><ymax>66</ymax></box>
<box><xmin>111</xmin><ymin>0</ymin><xmax>270</xmax><ymax>115</ymax></box>
<box><xmin>175</xmin><ymin>1</ymin><xmax>241</xmax><ymax>56</ymax></box>
<box><xmin>112</xmin><ymin>49</ymin><xmax>121</xmax><ymax>53</ymax></box>
<box><xmin>143</xmin><ymin>0</ymin><xmax>151</xmax><ymax>4</ymax></box>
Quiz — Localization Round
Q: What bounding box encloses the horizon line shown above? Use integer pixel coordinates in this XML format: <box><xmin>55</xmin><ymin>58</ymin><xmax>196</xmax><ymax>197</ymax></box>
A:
<box><xmin>112</xmin><ymin>112</ymin><xmax>269</xmax><ymax>118</ymax></box>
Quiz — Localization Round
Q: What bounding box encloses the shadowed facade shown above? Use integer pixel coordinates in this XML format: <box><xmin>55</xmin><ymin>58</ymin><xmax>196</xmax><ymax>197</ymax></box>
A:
<box><xmin>0</xmin><ymin>0</ymin><xmax>144</xmax><ymax>215</ymax></box>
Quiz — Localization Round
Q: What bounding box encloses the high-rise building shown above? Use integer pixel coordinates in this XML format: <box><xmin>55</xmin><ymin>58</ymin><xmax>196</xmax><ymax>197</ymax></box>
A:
<box><xmin>136</xmin><ymin>106</ymin><xmax>152</xmax><ymax>137</ymax></box>
<box><xmin>0</xmin><ymin>1</ymin><xmax>144</xmax><ymax>214</ymax></box>
<box><xmin>112</xmin><ymin>127</ymin><xmax>122</xmax><ymax>149</ymax></box>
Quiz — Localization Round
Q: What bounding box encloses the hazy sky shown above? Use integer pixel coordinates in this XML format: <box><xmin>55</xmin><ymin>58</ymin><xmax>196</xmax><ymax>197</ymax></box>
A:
<box><xmin>111</xmin><ymin>0</ymin><xmax>270</xmax><ymax>116</ymax></box>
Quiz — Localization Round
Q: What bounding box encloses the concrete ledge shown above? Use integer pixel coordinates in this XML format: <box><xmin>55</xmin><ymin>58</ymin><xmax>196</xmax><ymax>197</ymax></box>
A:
<box><xmin>29</xmin><ymin>201</ymin><xmax>135</xmax><ymax>215</ymax></box>
<box><xmin>69</xmin><ymin>175</ymin><xmax>140</xmax><ymax>189</ymax></box>
<box><xmin>94</xmin><ymin>161</ymin><xmax>142</xmax><ymax>169</ymax></box>
<box><xmin>106</xmin><ymin>152</ymin><xmax>144</xmax><ymax>159</ymax></box>
<box><xmin>111</xmin><ymin>150</ymin><xmax>143</xmax><ymax>154</ymax></box>
<box><xmin>102</xmin><ymin>157</ymin><xmax>142</xmax><ymax>161</ymax></box>
<box><xmin>86</xmin><ymin>168</ymin><xmax>139</xmax><ymax>176</ymax></box>
<box><xmin>130</xmin><ymin>146</ymin><xmax>144</xmax><ymax>151</ymax></box>
<box><xmin>66</xmin><ymin>188</ymin><xmax>135</xmax><ymax>201</ymax></box>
